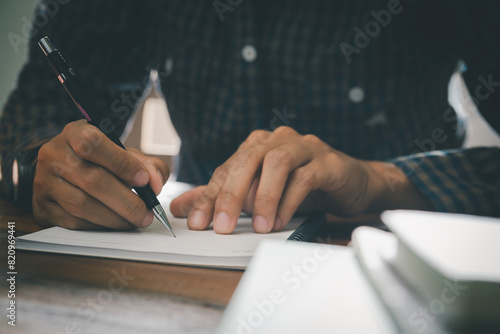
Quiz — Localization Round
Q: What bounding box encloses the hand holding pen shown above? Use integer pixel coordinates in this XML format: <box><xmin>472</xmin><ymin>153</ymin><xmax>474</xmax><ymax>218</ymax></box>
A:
<box><xmin>32</xmin><ymin>37</ymin><xmax>175</xmax><ymax>235</ymax></box>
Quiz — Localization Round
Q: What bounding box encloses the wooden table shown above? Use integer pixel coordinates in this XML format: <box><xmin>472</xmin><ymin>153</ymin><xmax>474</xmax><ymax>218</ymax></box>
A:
<box><xmin>0</xmin><ymin>197</ymin><xmax>372</xmax><ymax>334</ymax></box>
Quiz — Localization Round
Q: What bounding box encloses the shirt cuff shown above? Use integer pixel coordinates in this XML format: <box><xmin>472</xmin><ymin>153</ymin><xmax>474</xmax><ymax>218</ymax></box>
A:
<box><xmin>389</xmin><ymin>147</ymin><xmax>500</xmax><ymax>217</ymax></box>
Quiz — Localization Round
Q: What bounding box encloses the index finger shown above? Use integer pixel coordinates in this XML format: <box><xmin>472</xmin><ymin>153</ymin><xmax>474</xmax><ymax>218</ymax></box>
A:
<box><xmin>185</xmin><ymin>130</ymin><xmax>272</xmax><ymax>231</ymax></box>
<box><xmin>212</xmin><ymin>127</ymin><xmax>301</xmax><ymax>234</ymax></box>
<box><xmin>66</xmin><ymin>122</ymin><xmax>150</xmax><ymax>187</ymax></box>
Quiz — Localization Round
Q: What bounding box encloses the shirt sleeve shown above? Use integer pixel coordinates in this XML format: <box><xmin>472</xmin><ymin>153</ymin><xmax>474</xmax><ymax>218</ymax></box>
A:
<box><xmin>387</xmin><ymin>3</ymin><xmax>500</xmax><ymax>218</ymax></box>
<box><xmin>390</xmin><ymin>147</ymin><xmax>500</xmax><ymax>217</ymax></box>
<box><xmin>0</xmin><ymin>0</ymin><xmax>154</xmax><ymax>200</ymax></box>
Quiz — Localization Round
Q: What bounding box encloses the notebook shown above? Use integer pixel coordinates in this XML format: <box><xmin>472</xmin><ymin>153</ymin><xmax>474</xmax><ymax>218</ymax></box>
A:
<box><xmin>17</xmin><ymin>206</ymin><xmax>323</xmax><ymax>270</ymax></box>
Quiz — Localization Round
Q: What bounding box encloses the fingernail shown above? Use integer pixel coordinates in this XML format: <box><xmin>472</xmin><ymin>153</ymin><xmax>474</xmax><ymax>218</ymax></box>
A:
<box><xmin>254</xmin><ymin>215</ymin><xmax>270</xmax><ymax>233</ymax></box>
<box><xmin>188</xmin><ymin>210</ymin><xmax>206</xmax><ymax>229</ymax></box>
<box><xmin>133</xmin><ymin>170</ymin><xmax>149</xmax><ymax>186</ymax></box>
<box><xmin>141</xmin><ymin>212</ymin><xmax>154</xmax><ymax>227</ymax></box>
<box><xmin>214</xmin><ymin>212</ymin><xmax>232</xmax><ymax>234</ymax></box>
<box><xmin>274</xmin><ymin>217</ymin><xmax>283</xmax><ymax>231</ymax></box>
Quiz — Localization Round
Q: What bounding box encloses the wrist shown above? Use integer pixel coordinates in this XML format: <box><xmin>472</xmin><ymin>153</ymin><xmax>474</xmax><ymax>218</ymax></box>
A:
<box><xmin>364</xmin><ymin>161</ymin><xmax>434</xmax><ymax>213</ymax></box>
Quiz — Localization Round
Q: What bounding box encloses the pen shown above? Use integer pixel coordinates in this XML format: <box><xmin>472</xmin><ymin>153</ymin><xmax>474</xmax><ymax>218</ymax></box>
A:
<box><xmin>38</xmin><ymin>36</ymin><xmax>175</xmax><ymax>237</ymax></box>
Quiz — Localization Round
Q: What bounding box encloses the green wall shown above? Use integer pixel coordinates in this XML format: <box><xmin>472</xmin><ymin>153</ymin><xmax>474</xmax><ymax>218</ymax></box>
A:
<box><xmin>0</xmin><ymin>0</ymin><xmax>37</xmax><ymax>114</ymax></box>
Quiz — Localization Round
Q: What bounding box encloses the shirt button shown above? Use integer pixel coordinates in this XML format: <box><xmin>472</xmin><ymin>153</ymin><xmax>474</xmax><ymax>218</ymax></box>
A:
<box><xmin>241</xmin><ymin>45</ymin><xmax>257</xmax><ymax>62</ymax></box>
<box><xmin>165</xmin><ymin>57</ymin><xmax>174</xmax><ymax>73</ymax></box>
<box><xmin>348</xmin><ymin>87</ymin><xmax>365</xmax><ymax>103</ymax></box>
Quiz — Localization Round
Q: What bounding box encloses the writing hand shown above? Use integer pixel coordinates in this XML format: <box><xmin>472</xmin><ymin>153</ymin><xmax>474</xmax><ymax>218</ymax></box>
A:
<box><xmin>33</xmin><ymin>120</ymin><xmax>169</xmax><ymax>230</ymax></box>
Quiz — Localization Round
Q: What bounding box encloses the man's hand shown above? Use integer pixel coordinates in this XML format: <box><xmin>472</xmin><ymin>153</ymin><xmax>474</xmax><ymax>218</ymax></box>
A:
<box><xmin>33</xmin><ymin>120</ymin><xmax>169</xmax><ymax>230</ymax></box>
<box><xmin>170</xmin><ymin>126</ymin><xmax>433</xmax><ymax>234</ymax></box>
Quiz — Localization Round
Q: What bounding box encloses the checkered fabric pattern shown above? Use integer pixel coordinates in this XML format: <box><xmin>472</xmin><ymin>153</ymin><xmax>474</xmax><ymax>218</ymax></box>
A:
<box><xmin>1</xmin><ymin>0</ymin><xmax>499</xmax><ymax>216</ymax></box>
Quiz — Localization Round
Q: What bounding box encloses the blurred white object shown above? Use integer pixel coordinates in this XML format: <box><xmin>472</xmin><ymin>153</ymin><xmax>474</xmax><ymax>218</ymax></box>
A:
<box><xmin>381</xmin><ymin>210</ymin><xmax>500</xmax><ymax>330</ymax></box>
<box><xmin>140</xmin><ymin>96</ymin><xmax>181</xmax><ymax>156</ymax></box>
<box><xmin>216</xmin><ymin>240</ymin><xmax>398</xmax><ymax>334</ymax></box>
<box><xmin>448</xmin><ymin>72</ymin><xmax>500</xmax><ymax>148</ymax></box>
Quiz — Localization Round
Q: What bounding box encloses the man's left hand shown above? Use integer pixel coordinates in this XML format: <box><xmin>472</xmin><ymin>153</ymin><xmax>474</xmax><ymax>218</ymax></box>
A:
<box><xmin>170</xmin><ymin>126</ymin><xmax>433</xmax><ymax>234</ymax></box>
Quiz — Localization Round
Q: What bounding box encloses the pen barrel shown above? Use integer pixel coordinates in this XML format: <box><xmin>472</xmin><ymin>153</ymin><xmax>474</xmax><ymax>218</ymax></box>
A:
<box><xmin>64</xmin><ymin>75</ymin><xmax>155</xmax><ymax>208</ymax></box>
<box><xmin>134</xmin><ymin>186</ymin><xmax>159</xmax><ymax>210</ymax></box>
<box><xmin>60</xmin><ymin>74</ymin><xmax>126</xmax><ymax>150</ymax></box>
<box><xmin>45</xmin><ymin>49</ymin><xmax>70</xmax><ymax>77</ymax></box>
<box><xmin>98</xmin><ymin>125</ymin><xmax>125</xmax><ymax>150</ymax></box>
<box><xmin>39</xmin><ymin>37</ymin><xmax>161</xmax><ymax>215</ymax></box>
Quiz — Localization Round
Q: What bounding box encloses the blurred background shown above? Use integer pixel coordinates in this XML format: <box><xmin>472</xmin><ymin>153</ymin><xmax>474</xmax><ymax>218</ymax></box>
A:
<box><xmin>0</xmin><ymin>0</ymin><xmax>181</xmax><ymax>174</ymax></box>
<box><xmin>0</xmin><ymin>0</ymin><xmax>35</xmax><ymax>114</ymax></box>
<box><xmin>1</xmin><ymin>0</ymin><xmax>498</xmax><ymax>161</ymax></box>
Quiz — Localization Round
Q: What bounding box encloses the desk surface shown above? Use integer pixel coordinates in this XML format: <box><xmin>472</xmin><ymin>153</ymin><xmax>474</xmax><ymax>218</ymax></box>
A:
<box><xmin>0</xmin><ymin>198</ymin><xmax>371</xmax><ymax>333</ymax></box>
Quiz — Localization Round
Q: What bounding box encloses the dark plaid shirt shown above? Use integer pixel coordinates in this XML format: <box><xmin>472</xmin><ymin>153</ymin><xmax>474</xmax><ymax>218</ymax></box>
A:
<box><xmin>1</xmin><ymin>0</ymin><xmax>499</xmax><ymax>216</ymax></box>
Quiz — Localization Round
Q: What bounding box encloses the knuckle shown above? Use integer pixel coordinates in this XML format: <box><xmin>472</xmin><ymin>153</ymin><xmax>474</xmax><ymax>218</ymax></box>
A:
<box><xmin>82</xmin><ymin>125</ymin><xmax>103</xmax><ymax>144</ymax></box>
<box><xmin>65</xmin><ymin>190</ymin><xmax>88</xmax><ymax>215</ymax></box>
<box><xmin>71</xmin><ymin>126</ymin><xmax>102</xmax><ymax>157</ymax></box>
<box><xmin>294</xmin><ymin>168</ymin><xmax>316</xmax><ymax>188</ymax></box>
<box><xmin>303</xmin><ymin>134</ymin><xmax>322</xmax><ymax>144</ymax></box>
<box><xmin>211</xmin><ymin>166</ymin><xmax>228</xmax><ymax>186</ymax></box>
<box><xmin>112</xmin><ymin>156</ymin><xmax>135</xmax><ymax>178</ymax></box>
<box><xmin>82</xmin><ymin>124</ymin><xmax>101</xmax><ymax>137</ymax></box>
<box><xmin>265</xmin><ymin>148</ymin><xmax>292</xmax><ymax>168</ymax></box>
<box><xmin>123</xmin><ymin>197</ymin><xmax>145</xmax><ymax>222</ymax></box>
<box><xmin>194</xmin><ymin>193</ymin><xmax>212</xmax><ymax>210</ymax></box>
<box><xmin>229</xmin><ymin>149</ymin><xmax>257</xmax><ymax>177</ymax></box>
<box><xmin>36</xmin><ymin>144</ymin><xmax>51</xmax><ymax>166</ymax></box>
<box><xmin>177</xmin><ymin>203</ymin><xmax>192</xmax><ymax>217</ymax></box>
<box><xmin>218</xmin><ymin>189</ymin><xmax>241</xmax><ymax>205</ymax></box>
<box><xmin>70</xmin><ymin>137</ymin><xmax>90</xmax><ymax>158</ymax></box>
<box><xmin>80</xmin><ymin>167</ymin><xmax>104</xmax><ymax>190</ymax></box>
<box><xmin>203</xmin><ymin>186</ymin><xmax>218</xmax><ymax>202</ymax></box>
<box><xmin>62</xmin><ymin>121</ymin><xmax>78</xmax><ymax>135</ymax></box>
<box><xmin>274</xmin><ymin>126</ymin><xmax>296</xmax><ymax>135</ymax></box>
<box><xmin>324</xmin><ymin>150</ymin><xmax>341</xmax><ymax>165</ymax></box>
<box><xmin>256</xmin><ymin>190</ymin><xmax>279</xmax><ymax>205</ymax></box>
<box><xmin>237</xmin><ymin>148</ymin><xmax>258</xmax><ymax>165</ymax></box>
<box><xmin>194</xmin><ymin>188</ymin><xmax>217</xmax><ymax>210</ymax></box>
<box><xmin>247</xmin><ymin>129</ymin><xmax>269</xmax><ymax>144</ymax></box>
